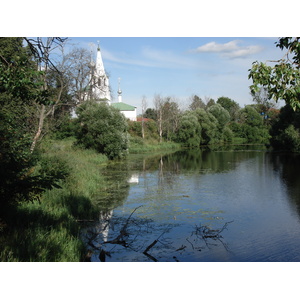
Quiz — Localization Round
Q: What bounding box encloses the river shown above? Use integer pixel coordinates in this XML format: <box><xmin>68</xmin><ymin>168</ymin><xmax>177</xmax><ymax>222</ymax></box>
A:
<box><xmin>82</xmin><ymin>145</ymin><xmax>300</xmax><ymax>262</ymax></box>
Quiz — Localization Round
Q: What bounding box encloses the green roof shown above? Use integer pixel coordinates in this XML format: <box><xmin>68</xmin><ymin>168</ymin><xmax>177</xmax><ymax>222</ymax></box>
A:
<box><xmin>112</xmin><ymin>102</ymin><xmax>136</xmax><ymax>111</ymax></box>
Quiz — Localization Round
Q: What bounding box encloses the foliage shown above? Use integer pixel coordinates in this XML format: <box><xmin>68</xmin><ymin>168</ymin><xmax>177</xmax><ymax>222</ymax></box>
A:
<box><xmin>128</xmin><ymin>119</ymin><xmax>159</xmax><ymax>140</ymax></box>
<box><xmin>207</xmin><ymin>103</ymin><xmax>230</xmax><ymax>129</ymax></box>
<box><xmin>222</xmin><ymin>126</ymin><xmax>234</xmax><ymax>143</ymax></box>
<box><xmin>217</xmin><ymin>96</ymin><xmax>240</xmax><ymax>121</ymax></box>
<box><xmin>205</xmin><ymin>98</ymin><xmax>216</xmax><ymax>108</ymax></box>
<box><xmin>270</xmin><ymin>104</ymin><xmax>300</xmax><ymax>151</ymax></box>
<box><xmin>237</xmin><ymin>106</ymin><xmax>270</xmax><ymax>143</ymax></box>
<box><xmin>144</xmin><ymin>108</ymin><xmax>157</xmax><ymax>120</ymax></box>
<box><xmin>0</xmin><ymin>139</ymin><xmax>108</xmax><ymax>261</ymax></box>
<box><xmin>194</xmin><ymin>108</ymin><xmax>219</xmax><ymax>145</ymax></box>
<box><xmin>50</xmin><ymin>114</ymin><xmax>76</xmax><ymax>139</ymax></box>
<box><xmin>161</xmin><ymin>97</ymin><xmax>181</xmax><ymax>141</ymax></box>
<box><xmin>74</xmin><ymin>101</ymin><xmax>129</xmax><ymax>159</ymax></box>
<box><xmin>176</xmin><ymin>111</ymin><xmax>201</xmax><ymax>147</ymax></box>
<box><xmin>0</xmin><ymin>44</ymin><xmax>48</xmax><ymax>106</ymax></box>
<box><xmin>239</xmin><ymin>105</ymin><xmax>263</xmax><ymax>127</ymax></box>
<box><xmin>189</xmin><ymin>95</ymin><xmax>206</xmax><ymax>110</ymax></box>
<box><xmin>0</xmin><ymin>38</ymin><xmax>67</xmax><ymax>209</ymax></box>
<box><xmin>0</xmin><ymin>104</ymin><xmax>35</xmax><ymax>208</ymax></box>
<box><xmin>249</xmin><ymin>37</ymin><xmax>300</xmax><ymax>111</ymax></box>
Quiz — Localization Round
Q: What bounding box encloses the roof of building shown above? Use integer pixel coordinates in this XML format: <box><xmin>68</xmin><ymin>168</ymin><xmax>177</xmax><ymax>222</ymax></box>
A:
<box><xmin>136</xmin><ymin>117</ymin><xmax>152</xmax><ymax>122</ymax></box>
<box><xmin>112</xmin><ymin>102</ymin><xmax>136</xmax><ymax>111</ymax></box>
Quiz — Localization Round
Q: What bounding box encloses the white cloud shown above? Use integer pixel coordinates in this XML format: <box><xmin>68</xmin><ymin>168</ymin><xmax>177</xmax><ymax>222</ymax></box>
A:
<box><xmin>102</xmin><ymin>46</ymin><xmax>196</xmax><ymax>69</ymax></box>
<box><xmin>192</xmin><ymin>40</ymin><xmax>263</xmax><ymax>58</ymax></box>
<box><xmin>141</xmin><ymin>46</ymin><xmax>196</xmax><ymax>68</ymax></box>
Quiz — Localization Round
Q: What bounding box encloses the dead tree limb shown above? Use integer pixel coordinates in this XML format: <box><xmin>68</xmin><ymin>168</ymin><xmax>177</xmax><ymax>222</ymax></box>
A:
<box><xmin>104</xmin><ymin>205</ymin><xmax>143</xmax><ymax>246</ymax></box>
<box><xmin>193</xmin><ymin>221</ymin><xmax>234</xmax><ymax>251</ymax></box>
<box><xmin>142</xmin><ymin>226</ymin><xmax>171</xmax><ymax>261</ymax></box>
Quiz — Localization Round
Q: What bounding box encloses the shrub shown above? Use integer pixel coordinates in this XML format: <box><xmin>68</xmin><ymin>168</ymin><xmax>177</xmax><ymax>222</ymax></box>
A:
<box><xmin>74</xmin><ymin>101</ymin><xmax>129</xmax><ymax>159</ymax></box>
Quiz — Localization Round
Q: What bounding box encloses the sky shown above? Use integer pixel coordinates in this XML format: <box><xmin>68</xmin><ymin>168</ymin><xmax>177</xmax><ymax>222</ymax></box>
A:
<box><xmin>69</xmin><ymin>37</ymin><xmax>285</xmax><ymax>113</ymax></box>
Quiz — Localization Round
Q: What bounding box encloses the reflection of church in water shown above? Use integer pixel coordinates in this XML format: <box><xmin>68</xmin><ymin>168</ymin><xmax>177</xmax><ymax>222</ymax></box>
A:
<box><xmin>98</xmin><ymin>173</ymin><xmax>139</xmax><ymax>243</ymax></box>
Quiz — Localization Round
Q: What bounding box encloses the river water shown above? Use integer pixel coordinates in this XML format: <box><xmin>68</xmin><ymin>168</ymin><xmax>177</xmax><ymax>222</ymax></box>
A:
<box><xmin>83</xmin><ymin>146</ymin><xmax>300</xmax><ymax>262</ymax></box>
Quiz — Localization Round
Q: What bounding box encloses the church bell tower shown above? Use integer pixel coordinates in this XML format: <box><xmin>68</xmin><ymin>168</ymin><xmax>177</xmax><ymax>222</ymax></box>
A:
<box><xmin>90</xmin><ymin>41</ymin><xmax>111</xmax><ymax>103</ymax></box>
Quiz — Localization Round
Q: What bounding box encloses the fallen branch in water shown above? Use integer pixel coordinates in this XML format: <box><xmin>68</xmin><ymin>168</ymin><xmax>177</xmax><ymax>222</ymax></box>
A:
<box><xmin>104</xmin><ymin>205</ymin><xmax>143</xmax><ymax>246</ymax></box>
<box><xmin>142</xmin><ymin>226</ymin><xmax>171</xmax><ymax>262</ymax></box>
<box><xmin>193</xmin><ymin>221</ymin><xmax>234</xmax><ymax>251</ymax></box>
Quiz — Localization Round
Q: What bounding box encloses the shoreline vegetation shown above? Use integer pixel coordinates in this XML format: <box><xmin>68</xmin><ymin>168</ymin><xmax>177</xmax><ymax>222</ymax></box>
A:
<box><xmin>0</xmin><ymin>136</ymin><xmax>292</xmax><ymax>261</ymax></box>
<box><xmin>0</xmin><ymin>138</ymin><xmax>181</xmax><ymax>262</ymax></box>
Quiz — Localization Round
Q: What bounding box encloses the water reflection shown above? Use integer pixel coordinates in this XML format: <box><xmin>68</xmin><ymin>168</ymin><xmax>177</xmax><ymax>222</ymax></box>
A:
<box><xmin>268</xmin><ymin>153</ymin><xmax>300</xmax><ymax>220</ymax></box>
<box><xmin>84</xmin><ymin>146</ymin><xmax>300</xmax><ymax>262</ymax></box>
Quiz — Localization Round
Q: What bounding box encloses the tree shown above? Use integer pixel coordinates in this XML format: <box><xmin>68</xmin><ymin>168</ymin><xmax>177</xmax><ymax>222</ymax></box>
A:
<box><xmin>207</xmin><ymin>104</ymin><xmax>230</xmax><ymax>129</ymax></box>
<box><xmin>144</xmin><ymin>108</ymin><xmax>157</xmax><ymax>120</ymax></box>
<box><xmin>24</xmin><ymin>37</ymin><xmax>69</xmax><ymax>152</ymax></box>
<box><xmin>238</xmin><ymin>105</ymin><xmax>270</xmax><ymax>143</ymax></box>
<box><xmin>0</xmin><ymin>38</ymin><xmax>67</xmax><ymax>209</ymax></box>
<box><xmin>269</xmin><ymin>104</ymin><xmax>300</xmax><ymax>152</ymax></box>
<box><xmin>217</xmin><ymin>96</ymin><xmax>240</xmax><ymax>121</ymax></box>
<box><xmin>74</xmin><ymin>101</ymin><xmax>128</xmax><ymax>159</ymax></box>
<box><xmin>154</xmin><ymin>94</ymin><xmax>164</xmax><ymax>143</ymax></box>
<box><xmin>65</xmin><ymin>47</ymin><xmax>92</xmax><ymax>106</ymax></box>
<box><xmin>205</xmin><ymin>97</ymin><xmax>216</xmax><ymax>109</ymax></box>
<box><xmin>161</xmin><ymin>97</ymin><xmax>180</xmax><ymax>141</ymax></box>
<box><xmin>249</xmin><ymin>37</ymin><xmax>300</xmax><ymax>111</ymax></box>
<box><xmin>141</xmin><ymin>95</ymin><xmax>147</xmax><ymax>139</ymax></box>
<box><xmin>189</xmin><ymin>95</ymin><xmax>205</xmax><ymax>110</ymax></box>
<box><xmin>176</xmin><ymin>111</ymin><xmax>201</xmax><ymax>147</ymax></box>
<box><xmin>194</xmin><ymin>108</ymin><xmax>219</xmax><ymax>145</ymax></box>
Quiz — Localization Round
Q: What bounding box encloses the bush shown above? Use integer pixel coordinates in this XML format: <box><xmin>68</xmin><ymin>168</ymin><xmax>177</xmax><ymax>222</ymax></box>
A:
<box><xmin>74</xmin><ymin>101</ymin><xmax>129</xmax><ymax>159</ymax></box>
<box><xmin>0</xmin><ymin>105</ymin><xmax>37</xmax><ymax>209</ymax></box>
<box><xmin>176</xmin><ymin>111</ymin><xmax>201</xmax><ymax>147</ymax></box>
<box><xmin>51</xmin><ymin>115</ymin><xmax>76</xmax><ymax>140</ymax></box>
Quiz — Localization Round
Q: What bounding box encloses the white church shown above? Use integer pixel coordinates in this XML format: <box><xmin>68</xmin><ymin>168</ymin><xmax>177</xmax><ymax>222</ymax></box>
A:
<box><xmin>85</xmin><ymin>42</ymin><xmax>137</xmax><ymax>121</ymax></box>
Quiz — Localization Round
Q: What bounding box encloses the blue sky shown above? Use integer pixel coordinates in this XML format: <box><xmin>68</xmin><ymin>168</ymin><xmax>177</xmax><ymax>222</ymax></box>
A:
<box><xmin>69</xmin><ymin>37</ymin><xmax>285</xmax><ymax>113</ymax></box>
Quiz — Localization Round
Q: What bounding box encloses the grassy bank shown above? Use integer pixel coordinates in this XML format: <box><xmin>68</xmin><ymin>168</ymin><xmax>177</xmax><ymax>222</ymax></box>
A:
<box><xmin>129</xmin><ymin>136</ymin><xmax>181</xmax><ymax>154</ymax></box>
<box><xmin>0</xmin><ymin>137</ymin><xmax>182</xmax><ymax>261</ymax></box>
<box><xmin>0</xmin><ymin>138</ymin><xmax>108</xmax><ymax>262</ymax></box>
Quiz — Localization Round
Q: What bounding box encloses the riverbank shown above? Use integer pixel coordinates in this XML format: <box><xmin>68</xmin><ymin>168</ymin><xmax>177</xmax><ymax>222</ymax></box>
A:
<box><xmin>129</xmin><ymin>136</ymin><xmax>181</xmax><ymax>153</ymax></box>
<box><xmin>0</xmin><ymin>137</ymin><xmax>181</xmax><ymax>261</ymax></box>
<box><xmin>0</xmin><ymin>139</ymin><xmax>108</xmax><ymax>261</ymax></box>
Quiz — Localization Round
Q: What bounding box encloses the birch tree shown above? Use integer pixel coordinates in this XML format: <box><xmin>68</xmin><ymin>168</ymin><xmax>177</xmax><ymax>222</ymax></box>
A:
<box><xmin>25</xmin><ymin>37</ymin><xmax>68</xmax><ymax>152</ymax></box>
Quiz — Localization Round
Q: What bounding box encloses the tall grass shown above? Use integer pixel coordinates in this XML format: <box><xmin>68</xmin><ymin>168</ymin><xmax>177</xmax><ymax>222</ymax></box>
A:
<box><xmin>129</xmin><ymin>136</ymin><xmax>181</xmax><ymax>154</ymax></box>
<box><xmin>0</xmin><ymin>138</ymin><xmax>108</xmax><ymax>262</ymax></box>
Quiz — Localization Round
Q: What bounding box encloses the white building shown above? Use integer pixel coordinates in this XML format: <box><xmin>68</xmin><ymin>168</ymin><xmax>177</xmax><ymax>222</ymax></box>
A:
<box><xmin>111</xmin><ymin>78</ymin><xmax>137</xmax><ymax>121</ymax></box>
<box><xmin>87</xmin><ymin>43</ymin><xmax>111</xmax><ymax>103</ymax></box>
<box><xmin>81</xmin><ymin>42</ymin><xmax>137</xmax><ymax>121</ymax></box>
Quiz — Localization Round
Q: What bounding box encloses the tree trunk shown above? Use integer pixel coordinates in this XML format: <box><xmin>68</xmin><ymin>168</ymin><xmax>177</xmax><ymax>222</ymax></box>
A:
<box><xmin>30</xmin><ymin>104</ymin><xmax>45</xmax><ymax>153</ymax></box>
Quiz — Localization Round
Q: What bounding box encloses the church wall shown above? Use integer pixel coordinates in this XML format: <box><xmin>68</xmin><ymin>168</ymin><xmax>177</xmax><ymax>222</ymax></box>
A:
<box><xmin>121</xmin><ymin>109</ymin><xmax>137</xmax><ymax>121</ymax></box>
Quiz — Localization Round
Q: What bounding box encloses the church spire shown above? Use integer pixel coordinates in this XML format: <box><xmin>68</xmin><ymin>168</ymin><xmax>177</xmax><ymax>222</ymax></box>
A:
<box><xmin>90</xmin><ymin>41</ymin><xmax>111</xmax><ymax>102</ymax></box>
<box><xmin>118</xmin><ymin>77</ymin><xmax>122</xmax><ymax>102</ymax></box>
<box><xmin>96</xmin><ymin>41</ymin><xmax>105</xmax><ymax>77</ymax></box>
